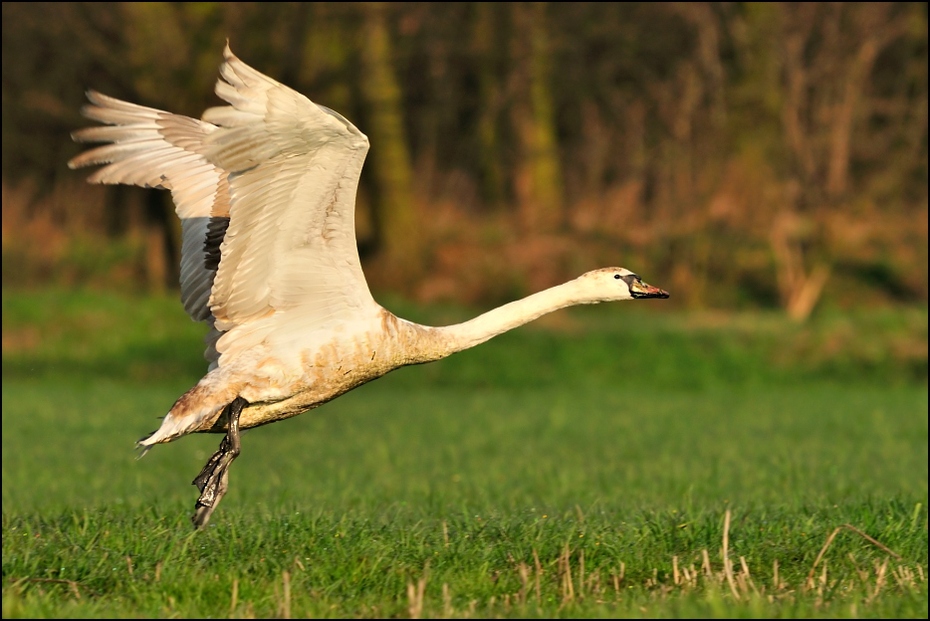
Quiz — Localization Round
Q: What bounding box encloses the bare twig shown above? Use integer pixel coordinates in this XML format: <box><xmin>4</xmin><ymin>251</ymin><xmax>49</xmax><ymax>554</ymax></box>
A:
<box><xmin>807</xmin><ymin>524</ymin><xmax>902</xmax><ymax>587</ymax></box>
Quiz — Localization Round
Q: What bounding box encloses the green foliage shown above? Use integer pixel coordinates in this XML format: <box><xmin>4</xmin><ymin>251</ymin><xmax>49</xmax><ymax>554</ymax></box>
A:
<box><xmin>4</xmin><ymin>288</ymin><xmax>927</xmax><ymax>389</ymax></box>
<box><xmin>1</xmin><ymin>234</ymin><xmax>147</xmax><ymax>293</ymax></box>
<box><xmin>2</xmin><ymin>289</ymin><xmax>927</xmax><ymax>617</ymax></box>
<box><xmin>3</xmin><ymin>2</ymin><xmax>927</xmax><ymax>308</ymax></box>
<box><xmin>2</xmin><ymin>288</ymin><xmax>207</xmax><ymax>382</ymax></box>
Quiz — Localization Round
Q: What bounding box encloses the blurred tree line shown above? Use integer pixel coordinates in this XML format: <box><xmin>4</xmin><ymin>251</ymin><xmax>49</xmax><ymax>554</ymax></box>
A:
<box><xmin>2</xmin><ymin>2</ymin><xmax>927</xmax><ymax>317</ymax></box>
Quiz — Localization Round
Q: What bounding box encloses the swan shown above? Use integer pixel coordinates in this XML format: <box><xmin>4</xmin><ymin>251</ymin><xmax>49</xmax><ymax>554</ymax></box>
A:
<box><xmin>69</xmin><ymin>44</ymin><xmax>669</xmax><ymax>529</ymax></box>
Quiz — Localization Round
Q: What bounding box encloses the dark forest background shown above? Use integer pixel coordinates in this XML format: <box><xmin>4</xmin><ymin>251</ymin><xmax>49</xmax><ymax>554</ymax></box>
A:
<box><xmin>2</xmin><ymin>2</ymin><xmax>927</xmax><ymax>319</ymax></box>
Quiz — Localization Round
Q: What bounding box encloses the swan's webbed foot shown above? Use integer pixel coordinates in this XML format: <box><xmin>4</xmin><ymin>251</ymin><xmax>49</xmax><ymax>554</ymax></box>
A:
<box><xmin>191</xmin><ymin>396</ymin><xmax>247</xmax><ymax>529</ymax></box>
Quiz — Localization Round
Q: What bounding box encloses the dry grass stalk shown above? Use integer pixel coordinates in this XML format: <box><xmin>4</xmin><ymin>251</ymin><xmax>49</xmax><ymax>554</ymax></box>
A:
<box><xmin>612</xmin><ymin>563</ymin><xmax>626</xmax><ymax>598</ymax></box>
<box><xmin>517</xmin><ymin>562</ymin><xmax>529</xmax><ymax>607</ymax></box>
<box><xmin>806</xmin><ymin>524</ymin><xmax>902</xmax><ymax>588</ymax></box>
<box><xmin>579</xmin><ymin>548</ymin><xmax>585</xmax><ymax>598</ymax></box>
<box><xmin>841</xmin><ymin>524</ymin><xmax>902</xmax><ymax>559</ymax></box>
<box><xmin>891</xmin><ymin>565</ymin><xmax>919</xmax><ymax>590</ymax></box>
<box><xmin>558</xmin><ymin>544</ymin><xmax>575</xmax><ymax>604</ymax></box>
<box><xmin>679</xmin><ymin>563</ymin><xmax>698</xmax><ymax>589</ymax></box>
<box><xmin>493</xmin><ymin>513</ymin><xmax>921</xmax><ymax>614</ymax></box>
<box><xmin>647</xmin><ymin>567</ymin><xmax>659</xmax><ymax>589</ymax></box>
<box><xmin>442</xmin><ymin>582</ymin><xmax>452</xmax><ymax>617</ymax></box>
<box><xmin>867</xmin><ymin>558</ymin><xmax>889</xmax><ymax>604</ymax></box>
<box><xmin>280</xmin><ymin>570</ymin><xmax>291</xmax><ymax>619</ymax></box>
<box><xmin>229</xmin><ymin>578</ymin><xmax>238</xmax><ymax>617</ymax></box>
<box><xmin>24</xmin><ymin>578</ymin><xmax>81</xmax><ymax>600</ymax></box>
<box><xmin>532</xmin><ymin>548</ymin><xmax>542</xmax><ymax>605</ymax></box>
<box><xmin>575</xmin><ymin>504</ymin><xmax>585</xmax><ymax>523</ymax></box>
<box><xmin>586</xmin><ymin>568</ymin><xmax>603</xmax><ymax>598</ymax></box>
<box><xmin>848</xmin><ymin>552</ymin><xmax>869</xmax><ymax>584</ymax></box>
<box><xmin>739</xmin><ymin>556</ymin><xmax>758</xmax><ymax>595</ymax></box>
<box><xmin>407</xmin><ymin>565</ymin><xmax>429</xmax><ymax>619</ymax></box>
<box><xmin>814</xmin><ymin>558</ymin><xmax>829</xmax><ymax>597</ymax></box>
<box><xmin>721</xmin><ymin>509</ymin><xmax>740</xmax><ymax>600</ymax></box>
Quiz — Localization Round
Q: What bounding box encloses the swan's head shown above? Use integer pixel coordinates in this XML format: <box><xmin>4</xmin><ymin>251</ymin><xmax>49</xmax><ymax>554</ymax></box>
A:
<box><xmin>574</xmin><ymin>268</ymin><xmax>669</xmax><ymax>302</ymax></box>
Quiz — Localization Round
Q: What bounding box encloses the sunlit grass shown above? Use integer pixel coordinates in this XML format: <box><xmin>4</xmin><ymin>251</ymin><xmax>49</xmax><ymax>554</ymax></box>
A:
<box><xmin>2</xmin><ymin>288</ymin><xmax>927</xmax><ymax>617</ymax></box>
<box><xmin>4</xmin><ymin>288</ymin><xmax>927</xmax><ymax>388</ymax></box>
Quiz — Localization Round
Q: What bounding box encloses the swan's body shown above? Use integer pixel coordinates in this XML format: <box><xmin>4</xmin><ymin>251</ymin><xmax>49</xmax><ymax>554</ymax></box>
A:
<box><xmin>69</xmin><ymin>45</ymin><xmax>668</xmax><ymax>528</ymax></box>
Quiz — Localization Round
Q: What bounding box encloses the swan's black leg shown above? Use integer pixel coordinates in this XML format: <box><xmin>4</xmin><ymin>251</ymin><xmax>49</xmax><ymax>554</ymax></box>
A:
<box><xmin>191</xmin><ymin>396</ymin><xmax>247</xmax><ymax>529</ymax></box>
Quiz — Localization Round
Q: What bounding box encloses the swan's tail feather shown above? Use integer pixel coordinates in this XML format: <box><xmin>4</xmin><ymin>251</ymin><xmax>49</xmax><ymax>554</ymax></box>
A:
<box><xmin>135</xmin><ymin>437</ymin><xmax>154</xmax><ymax>459</ymax></box>
<box><xmin>136</xmin><ymin>379</ymin><xmax>241</xmax><ymax>451</ymax></box>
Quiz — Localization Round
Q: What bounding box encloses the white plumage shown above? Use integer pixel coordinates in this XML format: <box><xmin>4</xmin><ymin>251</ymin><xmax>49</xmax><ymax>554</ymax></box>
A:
<box><xmin>69</xmin><ymin>44</ymin><xmax>668</xmax><ymax>528</ymax></box>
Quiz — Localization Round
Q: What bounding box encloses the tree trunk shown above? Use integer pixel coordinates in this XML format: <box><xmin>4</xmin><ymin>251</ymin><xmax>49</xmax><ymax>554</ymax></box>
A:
<box><xmin>358</xmin><ymin>2</ymin><xmax>420</xmax><ymax>273</ymax></box>
<box><xmin>473</xmin><ymin>2</ymin><xmax>506</xmax><ymax>210</ymax></box>
<box><xmin>510</xmin><ymin>2</ymin><xmax>564</xmax><ymax>233</ymax></box>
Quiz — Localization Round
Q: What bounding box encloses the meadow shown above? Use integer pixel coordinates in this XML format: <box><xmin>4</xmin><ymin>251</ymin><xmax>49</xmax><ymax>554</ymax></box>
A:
<box><xmin>2</xmin><ymin>288</ymin><xmax>927</xmax><ymax>618</ymax></box>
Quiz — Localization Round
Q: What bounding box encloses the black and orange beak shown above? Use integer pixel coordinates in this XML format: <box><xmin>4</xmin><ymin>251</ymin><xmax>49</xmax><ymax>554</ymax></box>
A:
<box><xmin>630</xmin><ymin>279</ymin><xmax>669</xmax><ymax>299</ymax></box>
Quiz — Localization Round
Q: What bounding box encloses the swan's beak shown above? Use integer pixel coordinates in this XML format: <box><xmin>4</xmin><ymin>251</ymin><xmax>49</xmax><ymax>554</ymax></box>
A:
<box><xmin>630</xmin><ymin>279</ymin><xmax>669</xmax><ymax>299</ymax></box>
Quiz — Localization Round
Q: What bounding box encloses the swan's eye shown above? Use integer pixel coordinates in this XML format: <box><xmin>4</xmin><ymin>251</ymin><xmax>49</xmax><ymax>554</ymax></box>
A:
<box><xmin>614</xmin><ymin>274</ymin><xmax>621</xmax><ymax>279</ymax></box>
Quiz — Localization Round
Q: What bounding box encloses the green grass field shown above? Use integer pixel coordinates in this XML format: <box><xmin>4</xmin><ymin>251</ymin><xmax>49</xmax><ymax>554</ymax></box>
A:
<box><xmin>2</xmin><ymin>288</ymin><xmax>927</xmax><ymax>618</ymax></box>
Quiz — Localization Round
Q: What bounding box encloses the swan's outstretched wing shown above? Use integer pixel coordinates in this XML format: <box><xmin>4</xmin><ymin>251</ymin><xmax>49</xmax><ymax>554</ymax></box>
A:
<box><xmin>70</xmin><ymin>44</ymin><xmax>375</xmax><ymax>368</ymax></box>
<box><xmin>68</xmin><ymin>90</ymin><xmax>230</xmax><ymax>339</ymax></box>
<box><xmin>201</xmin><ymin>45</ymin><xmax>373</xmax><ymax>343</ymax></box>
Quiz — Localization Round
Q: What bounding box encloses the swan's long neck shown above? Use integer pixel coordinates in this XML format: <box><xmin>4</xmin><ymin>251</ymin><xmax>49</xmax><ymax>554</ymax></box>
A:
<box><xmin>419</xmin><ymin>280</ymin><xmax>586</xmax><ymax>360</ymax></box>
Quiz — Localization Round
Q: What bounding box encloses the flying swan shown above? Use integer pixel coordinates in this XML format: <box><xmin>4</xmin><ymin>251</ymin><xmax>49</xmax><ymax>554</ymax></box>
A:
<box><xmin>69</xmin><ymin>44</ymin><xmax>669</xmax><ymax>529</ymax></box>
